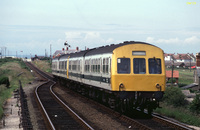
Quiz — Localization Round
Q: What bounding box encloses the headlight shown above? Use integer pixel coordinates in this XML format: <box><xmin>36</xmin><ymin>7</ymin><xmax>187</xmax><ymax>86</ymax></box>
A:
<box><xmin>119</xmin><ymin>83</ymin><xmax>124</xmax><ymax>88</ymax></box>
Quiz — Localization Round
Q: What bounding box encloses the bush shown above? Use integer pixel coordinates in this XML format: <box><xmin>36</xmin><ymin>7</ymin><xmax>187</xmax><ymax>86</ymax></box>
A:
<box><xmin>163</xmin><ymin>87</ymin><xmax>186</xmax><ymax>107</ymax></box>
<box><xmin>166</xmin><ymin>78</ymin><xmax>176</xmax><ymax>83</ymax></box>
<box><xmin>0</xmin><ymin>76</ymin><xmax>10</xmax><ymax>88</ymax></box>
<box><xmin>190</xmin><ymin>94</ymin><xmax>200</xmax><ymax>114</ymax></box>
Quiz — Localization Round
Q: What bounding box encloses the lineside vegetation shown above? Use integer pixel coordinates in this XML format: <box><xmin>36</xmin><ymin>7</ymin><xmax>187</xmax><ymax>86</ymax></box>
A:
<box><xmin>32</xmin><ymin>59</ymin><xmax>52</xmax><ymax>73</ymax></box>
<box><xmin>155</xmin><ymin>87</ymin><xmax>200</xmax><ymax>126</ymax></box>
<box><xmin>0</xmin><ymin>58</ymin><xmax>33</xmax><ymax>119</ymax></box>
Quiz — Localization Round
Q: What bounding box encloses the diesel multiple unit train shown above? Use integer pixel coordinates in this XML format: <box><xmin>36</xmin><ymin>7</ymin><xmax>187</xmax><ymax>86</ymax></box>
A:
<box><xmin>52</xmin><ymin>41</ymin><xmax>166</xmax><ymax>113</ymax></box>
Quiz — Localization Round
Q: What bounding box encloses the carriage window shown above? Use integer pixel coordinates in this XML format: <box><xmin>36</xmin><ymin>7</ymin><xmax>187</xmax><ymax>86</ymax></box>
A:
<box><xmin>65</xmin><ymin>61</ymin><xmax>67</xmax><ymax>69</ymax></box>
<box><xmin>103</xmin><ymin>58</ymin><xmax>109</xmax><ymax>74</ymax></box>
<box><xmin>117</xmin><ymin>58</ymin><xmax>130</xmax><ymax>74</ymax></box>
<box><xmin>85</xmin><ymin>60</ymin><xmax>90</xmax><ymax>73</ymax></box>
<box><xmin>149</xmin><ymin>58</ymin><xmax>162</xmax><ymax>74</ymax></box>
<box><xmin>133</xmin><ymin>58</ymin><xmax>146</xmax><ymax>74</ymax></box>
<box><xmin>69</xmin><ymin>61</ymin><xmax>71</xmax><ymax>70</ymax></box>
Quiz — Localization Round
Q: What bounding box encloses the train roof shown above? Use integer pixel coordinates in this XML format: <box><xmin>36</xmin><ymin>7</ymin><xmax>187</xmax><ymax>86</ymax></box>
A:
<box><xmin>54</xmin><ymin>41</ymin><xmax>160</xmax><ymax>59</ymax></box>
<box><xmin>85</xmin><ymin>41</ymin><xmax>159</xmax><ymax>56</ymax></box>
<box><xmin>52</xmin><ymin>57</ymin><xmax>59</xmax><ymax>61</ymax></box>
<box><xmin>59</xmin><ymin>54</ymin><xmax>69</xmax><ymax>60</ymax></box>
<box><xmin>69</xmin><ymin>50</ymin><xmax>91</xmax><ymax>58</ymax></box>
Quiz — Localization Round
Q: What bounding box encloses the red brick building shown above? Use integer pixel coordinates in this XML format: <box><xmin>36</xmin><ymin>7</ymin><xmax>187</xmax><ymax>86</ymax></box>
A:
<box><xmin>166</xmin><ymin>70</ymin><xmax>179</xmax><ymax>83</ymax></box>
<box><xmin>196</xmin><ymin>53</ymin><xmax>200</xmax><ymax>67</ymax></box>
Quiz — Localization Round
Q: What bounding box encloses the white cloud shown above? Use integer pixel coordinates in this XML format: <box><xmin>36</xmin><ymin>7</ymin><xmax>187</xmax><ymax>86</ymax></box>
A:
<box><xmin>106</xmin><ymin>38</ymin><xmax>114</xmax><ymax>43</ymax></box>
<box><xmin>157</xmin><ymin>38</ymin><xmax>180</xmax><ymax>44</ymax></box>
<box><xmin>146</xmin><ymin>36</ymin><xmax>200</xmax><ymax>45</ymax></box>
<box><xmin>84</xmin><ymin>32</ymin><xmax>100</xmax><ymax>40</ymax></box>
<box><xmin>184</xmin><ymin>36</ymin><xmax>200</xmax><ymax>44</ymax></box>
<box><xmin>65</xmin><ymin>31</ymin><xmax>116</xmax><ymax>49</ymax></box>
<box><xmin>65</xmin><ymin>32</ymin><xmax>83</xmax><ymax>39</ymax></box>
<box><xmin>146</xmin><ymin>37</ymin><xmax>154</xmax><ymax>43</ymax></box>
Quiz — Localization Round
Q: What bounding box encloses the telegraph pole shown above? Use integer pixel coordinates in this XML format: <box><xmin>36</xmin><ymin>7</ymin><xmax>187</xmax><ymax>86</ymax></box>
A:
<box><xmin>0</xmin><ymin>50</ymin><xmax>1</xmax><ymax>59</ymax></box>
<box><xmin>50</xmin><ymin>44</ymin><xmax>52</xmax><ymax>58</ymax></box>
<box><xmin>5</xmin><ymin>47</ymin><xmax>6</xmax><ymax>57</ymax></box>
<box><xmin>171</xmin><ymin>60</ymin><xmax>174</xmax><ymax>86</ymax></box>
<box><xmin>50</xmin><ymin>44</ymin><xmax>52</xmax><ymax>68</ymax></box>
<box><xmin>190</xmin><ymin>57</ymin><xmax>191</xmax><ymax>72</ymax></box>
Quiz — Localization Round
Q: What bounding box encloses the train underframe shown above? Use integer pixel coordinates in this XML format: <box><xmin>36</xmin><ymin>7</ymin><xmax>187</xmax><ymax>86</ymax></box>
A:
<box><xmin>55</xmin><ymin>76</ymin><xmax>163</xmax><ymax>114</ymax></box>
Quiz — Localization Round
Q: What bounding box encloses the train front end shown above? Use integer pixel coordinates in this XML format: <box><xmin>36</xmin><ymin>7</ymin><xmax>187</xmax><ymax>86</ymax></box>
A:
<box><xmin>111</xmin><ymin>42</ymin><xmax>165</xmax><ymax>112</ymax></box>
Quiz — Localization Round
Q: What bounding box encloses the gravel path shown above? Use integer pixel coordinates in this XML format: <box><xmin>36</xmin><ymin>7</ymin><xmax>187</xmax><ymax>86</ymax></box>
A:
<box><xmin>0</xmin><ymin>96</ymin><xmax>22</xmax><ymax>130</ymax></box>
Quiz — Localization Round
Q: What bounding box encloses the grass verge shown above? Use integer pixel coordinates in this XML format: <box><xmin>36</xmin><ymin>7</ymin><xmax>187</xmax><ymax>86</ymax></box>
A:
<box><xmin>32</xmin><ymin>60</ymin><xmax>52</xmax><ymax>73</ymax></box>
<box><xmin>155</xmin><ymin>102</ymin><xmax>200</xmax><ymax>127</ymax></box>
<box><xmin>0</xmin><ymin>58</ymin><xmax>33</xmax><ymax>119</ymax></box>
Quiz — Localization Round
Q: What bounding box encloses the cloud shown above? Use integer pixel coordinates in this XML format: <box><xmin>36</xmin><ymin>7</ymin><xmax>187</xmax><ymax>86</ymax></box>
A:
<box><xmin>84</xmin><ymin>32</ymin><xmax>100</xmax><ymax>40</ymax></box>
<box><xmin>184</xmin><ymin>36</ymin><xmax>200</xmax><ymax>44</ymax></box>
<box><xmin>65</xmin><ymin>32</ymin><xmax>83</xmax><ymax>39</ymax></box>
<box><xmin>146</xmin><ymin>36</ymin><xmax>199</xmax><ymax>45</ymax></box>
<box><xmin>146</xmin><ymin>37</ymin><xmax>154</xmax><ymax>43</ymax></box>
<box><xmin>65</xmin><ymin>31</ymin><xmax>116</xmax><ymax>49</ymax></box>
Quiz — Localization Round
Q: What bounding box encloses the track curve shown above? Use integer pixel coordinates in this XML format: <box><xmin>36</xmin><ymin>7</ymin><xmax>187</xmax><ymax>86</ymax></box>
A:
<box><xmin>26</xmin><ymin>62</ymin><xmax>94</xmax><ymax>130</ymax></box>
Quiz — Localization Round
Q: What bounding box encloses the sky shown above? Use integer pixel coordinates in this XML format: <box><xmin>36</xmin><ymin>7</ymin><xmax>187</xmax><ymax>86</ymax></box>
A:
<box><xmin>0</xmin><ymin>0</ymin><xmax>200</xmax><ymax>57</ymax></box>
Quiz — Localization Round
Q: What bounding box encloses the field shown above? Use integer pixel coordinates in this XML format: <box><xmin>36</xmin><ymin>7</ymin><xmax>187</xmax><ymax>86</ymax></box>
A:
<box><xmin>0</xmin><ymin>58</ymin><xmax>33</xmax><ymax>118</ymax></box>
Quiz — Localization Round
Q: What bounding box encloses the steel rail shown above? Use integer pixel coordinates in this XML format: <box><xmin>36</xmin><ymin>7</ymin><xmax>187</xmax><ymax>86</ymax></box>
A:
<box><xmin>28</xmin><ymin>62</ymin><xmax>94</xmax><ymax>130</ymax></box>
<box><xmin>152</xmin><ymin>114</ymin><xmax>194</xmax><ymax>130</ymax></box>
<box><xmin>50</xmin><ymin>84</ymin><xmax>94</xmax><ymax>130</ymax></box>
<box><xmin>35</xmin><ymin>80</ymin><xmax>56</xmax><ymax>130</ymax></box>
<box><xmin>135</xmin><ymin>108</ymin><xmax>194</xmax><ymax>129</ymax></box>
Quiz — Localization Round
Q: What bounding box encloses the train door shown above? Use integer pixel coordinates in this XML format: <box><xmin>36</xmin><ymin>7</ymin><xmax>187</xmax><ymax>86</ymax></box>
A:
<box><xmin>66</xmin><ymin>56</ymin><xmax>70</xmax><ymax>78</ymax></box>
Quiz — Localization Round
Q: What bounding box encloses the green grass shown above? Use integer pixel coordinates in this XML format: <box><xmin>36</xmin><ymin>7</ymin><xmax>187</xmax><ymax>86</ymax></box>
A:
<box><xmin>33</xmin><ymin>60</ymin><xmax>52</xmax><ymax>73</ymax></box>
<box><xmin>178</xmin><ymin>69</ymin><xmax>194</xmax><ymax>85</ymax></box>
<box><xmin>0</xmin><ymin>58</ymin><xmax>33</xmax><ymax>118</ymax></box>
<box><xmin>0</xmin><ymin>84</ymin><xmax>19</xmax><ymax>118</ymax></box>
<box><xmin>158</xmin><ymin>68</ymin><xmax>200</xmax><ymax>126</ymax></box>
<box><xmin>155</xmin><ymin>103</ymin><xmax>200</xmax><ymax>126</ymax></box>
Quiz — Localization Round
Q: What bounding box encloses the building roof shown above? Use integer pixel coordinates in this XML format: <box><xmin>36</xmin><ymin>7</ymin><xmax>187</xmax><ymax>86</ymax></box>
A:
<box><xmin>164</xmin><ymin>53</ymin><xmax>175</xmax><ymax>57</ymax></box>
<box><xmin>166</xmin><ymin>70</ymin><xmax>179</xmax><ymax>78</ymax></box>
<box><xmin>164</xmin><ymin>53</ymin><xmax>196</xmax><ymax>61</ymax></box>
<box><xmin>173</xmin><ymin>54</ymin><xmax>192</xmax><ymax>60</ymax></box>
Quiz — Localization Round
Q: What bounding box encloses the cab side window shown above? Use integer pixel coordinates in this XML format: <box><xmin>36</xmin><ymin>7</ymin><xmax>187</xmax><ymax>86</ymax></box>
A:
<box><xmin>149</xmin><ymin>58</ymin><xmax>162</xmax><ymax>74</ymax></box>
<box><xmin>133</xmin><ymin>58</ymin><xmax>146</xmax><ymax>74</ymax></box>
<box><xmin>117</xmin><ymin>58</ymin><xmax>130</xmax><ymax>74</ymax></box>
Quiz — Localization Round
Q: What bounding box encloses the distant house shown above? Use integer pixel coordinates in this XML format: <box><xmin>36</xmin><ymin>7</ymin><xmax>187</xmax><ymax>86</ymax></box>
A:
<box><xmin>166</xmin><ymin>70</ymin><xmax>179</xmax><ymax>83</ymax></box>
<box><xmin>53</xmin><ymin>48</ymin><xmax>81</xmax><ymax>59</ymax></box>
<box><xmin>164</xmin><ymin>53</ymin><xmax>175</xmax><ymax>61</ymax></box>
<box><xmin>194</xmin><ymin>53</ymin><xmax>200</xmax><ymax>91</ymax></box>
<box><xmin>165</xmin><ymin>53</ymin><xmax>196</xmax><ymax>62</ymax></box>
<box><xmin>173</xmin><ymin>53</ymin><xmax>193</xmax><ymax>63</ymax></box>
<box><xmin>188</xmin><ymin>53</ymin><xmax>196</xmax><ymax>62</ymax></box>
<box><xmin>196</xmin><ymin>52</ymin><xmax>200</xmax><ymax>68</ymax></box>
<box><xmin>165</xmin><ymin>53</ymin><xmax>196</xmax><ymax>68</ymax></box>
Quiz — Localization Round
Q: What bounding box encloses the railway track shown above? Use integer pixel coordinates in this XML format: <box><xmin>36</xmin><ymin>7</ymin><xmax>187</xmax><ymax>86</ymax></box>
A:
<box><xmin>55</xmin><ymin>80</ymin><xmax>195</xmax><ymax>130</ymax></box>
<box><xmin>25</xmin><ymin>62</ymin><xmax>93</xmax><ymax>130</ymax></box>
<box><xmin>152</xmin><ymin>113</ymin><xmax>194</xmax><ymax>130</ymax></box>
<box><xmin>25</xmin><ymin>62</ymin><xmax>195</xmax><ymax>130</ymax></box>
